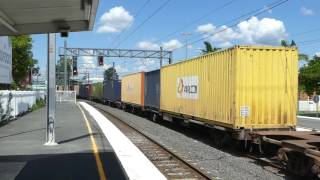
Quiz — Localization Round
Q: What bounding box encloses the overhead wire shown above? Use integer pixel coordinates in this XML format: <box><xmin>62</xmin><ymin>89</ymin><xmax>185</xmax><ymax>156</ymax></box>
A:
<box><xmin>114</xmin><ymin>0</ymin><xmax>172</xmax><ymax>48</ymax></box>
<box><xmin>166</xmin><ymin>0</ymin><xmax>289</xmax><ymax>52</ymax></box>
<box><xmin>108</xmin><ymin>0</ymin><xmax>152</xmax><ymax>48</ymax></box>
<box><xmin>157</xmin><ymin>0</ymin><xmax>238</xmax><ymax>42</ymax></box>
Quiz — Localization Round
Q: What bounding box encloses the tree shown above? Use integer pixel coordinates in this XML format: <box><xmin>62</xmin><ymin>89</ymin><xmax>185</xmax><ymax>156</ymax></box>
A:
<box><xmin>299</xmin><ymin>55</ymin><xmax>320</xmax><ymax>96</ymax></box>
<box><xmin>299</xmin><ymin>53</ymin><xmax>309</xmax><ymax>62</ymax></box>
<box><xmin>104</xmin><ymin>67</ymin><xmax>118</xmax><ymax>80</ymax></box>
<box><xmin>56</xmin><ymin>57</ymin><xmax>71</xmax><ymax>85</ymax></box>
<box><xmin>280</xmin><ymin>39</ymin><xmax>288</xmax><ymax>47</ymax></box>
<box><xmin>11</xmin><ymin>35</ymin><xmax>38</xmax><ymax>86</ymax></box>
<box><xmin>202</xmin><ymin>41</ymin><xmax>221</xmax><ymax>54</ymax></box>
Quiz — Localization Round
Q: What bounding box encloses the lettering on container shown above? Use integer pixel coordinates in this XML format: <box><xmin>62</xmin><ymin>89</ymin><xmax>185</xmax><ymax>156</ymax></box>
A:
<box><xmin>176</xmin><ymin>76</ymin><xmax>198</xmax><ymax>99</ymax></box>
<box><xmin>240</xmin><ymin>106</ymin><xmax>249</xmax><ymax>118</ymax></box>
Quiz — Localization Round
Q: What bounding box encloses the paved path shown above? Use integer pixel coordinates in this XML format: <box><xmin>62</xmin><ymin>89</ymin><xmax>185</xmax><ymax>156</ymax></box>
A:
<box><xmin>297</xmin><ymin>116</ymin><xmax>320</xmax><ymax>130</ymax></box>
<box><xmin>0</xmin><ymin>102</ymin><xmax>127</xmax><ymax>180</ymax></box>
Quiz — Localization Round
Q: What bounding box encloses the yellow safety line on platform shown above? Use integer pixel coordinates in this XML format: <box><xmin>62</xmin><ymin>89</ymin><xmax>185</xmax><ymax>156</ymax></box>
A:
<box><xmin>78</xmin><ymin>103</ymin><xmax>107</xmax><ymax>180</ymax></box>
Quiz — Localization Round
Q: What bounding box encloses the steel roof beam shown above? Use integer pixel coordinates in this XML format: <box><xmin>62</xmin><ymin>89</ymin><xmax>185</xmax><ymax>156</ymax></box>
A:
<box><xmin>0</xmin><ymin>9</ymin><xmax>17</xmax><ymax>33</ymax></box>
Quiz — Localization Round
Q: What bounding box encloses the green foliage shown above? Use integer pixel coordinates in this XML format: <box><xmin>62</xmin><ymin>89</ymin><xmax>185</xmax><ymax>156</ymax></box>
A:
<box><xmin>281</xmin><ymin>39</ymin><xmax>297</xmax><ymax>48</ymax></box>
<box><xmin>104</xmin><ymin>67</ymin><xmax>118</xmax><ymax>80</ymax></box>
<box><xmin>280</xmin><ymin>40</ymin><xmax>288</xmax><ymax>47</ymax></box>
<box><xmin>31</xmin><ymin>99</ymin><xmax>46</xmax><ymax>111</ymax></box>
<box><xmin>11</xmin><ymin>36</ymin><xmax>38</xmax><ymax>86</ymax></box>
<box><xmin>299</xmin><ymin>53</ymin><xmax>309</xmax><ymax>62</ymax></box>
<box><xmin>299</xmin><ymin>55</ymin><xmax>320</xmax><ymax>96</ymax></box>
<box><xmin>56</xmin><ymin>57</ymin><xmax>72</xmax><ymax>85</ymax></box>
<box><xmin>202</xmin><ymin>41</ymin><xmax>221</xmax><ymax>54</ymax></box>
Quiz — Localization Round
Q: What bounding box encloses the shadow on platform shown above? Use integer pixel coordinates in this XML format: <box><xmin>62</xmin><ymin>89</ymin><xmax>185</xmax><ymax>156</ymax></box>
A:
<box><xmin>0</xmin><ymin>152</ymin><xmax>127</xmax><ymax>180</ymax></box>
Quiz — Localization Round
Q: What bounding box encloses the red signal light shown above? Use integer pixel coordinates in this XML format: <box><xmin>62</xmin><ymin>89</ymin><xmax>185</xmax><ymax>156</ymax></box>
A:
<box><xmin>98</xmin><ymin>56</ymin><xmax>104</xmax><ymax>66</ymax></box>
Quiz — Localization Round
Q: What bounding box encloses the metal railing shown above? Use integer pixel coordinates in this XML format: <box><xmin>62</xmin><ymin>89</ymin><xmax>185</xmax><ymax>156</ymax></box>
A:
<box><xmin>56</xmin><ymin>91</ymin><xmax>76</xmax><ymax>103</ymax></box>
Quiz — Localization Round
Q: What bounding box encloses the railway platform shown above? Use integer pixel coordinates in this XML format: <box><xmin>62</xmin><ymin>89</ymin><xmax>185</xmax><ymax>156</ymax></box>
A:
<box><xmin>0</xmin><ymin>102</ymin><xmax>128</xmax><ymax>180</ymax></box>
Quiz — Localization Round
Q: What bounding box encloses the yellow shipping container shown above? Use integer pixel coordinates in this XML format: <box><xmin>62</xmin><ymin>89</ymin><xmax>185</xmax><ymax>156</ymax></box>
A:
<box><xmin>121</xmin><ymin>72</ymin><xmax>145</xmax><ymax>106</ymax></box>
<box><xmin>160</xmin><ymin>46</ymin><xmax>298</xmax><ymax>130</ymax></box>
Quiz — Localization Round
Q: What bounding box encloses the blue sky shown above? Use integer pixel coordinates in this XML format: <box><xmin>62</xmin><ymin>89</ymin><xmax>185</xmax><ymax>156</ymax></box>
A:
<box><xmin>32</xmin><ymin>0</ymin><xmax>320</xmax><ymax>79</ymax></box>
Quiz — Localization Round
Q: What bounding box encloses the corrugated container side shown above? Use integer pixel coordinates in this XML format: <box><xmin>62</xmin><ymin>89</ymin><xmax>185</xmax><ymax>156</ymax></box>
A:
<box><xmin>79</xmin><ymin>84</ymin><xmax>92</xmax><ymax>99</ymax></box>
<box><xmin>234</xmin><ymin>46</ymin><xmax>298</xmax><ymax>129</ymax></box>
<box><xmin>121</xmin><ymin>72</ymin><xmax>145</xmax><ymax>106</ymax></box>
<box><xmin>92</xmin><ymin>82</ymin><xmax>103</xmax><ymax>98</ymax></box>
<box><xmin>161</xmin><ymin>48</ymin><xmax>234</xmax><ymax>128</ymax></box>
<box><xmin>103</xmin><ymin>80</ymin><xmax>121</xmax><ymax>102</ymax></box>
<box><xmin>79</xmin><ymin>84</ymin><xmax>85</xmax><ymax>98</ymax></box>
<box><xmin>144</xmin><ymin>69</ymin><xmax>160</xmax><ymax>109</ymax></box>
<box><xmin>160</xmin><ymin>46</ymin><xmax>298</xmax><ymax>130</ymax></box>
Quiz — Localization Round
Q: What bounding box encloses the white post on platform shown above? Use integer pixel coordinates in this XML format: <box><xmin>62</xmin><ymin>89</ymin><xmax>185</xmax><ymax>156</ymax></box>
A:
<box><xmin>45</xmin><ymin>33</ymin><xmax>57</xmax><ymax>146</ymax></box>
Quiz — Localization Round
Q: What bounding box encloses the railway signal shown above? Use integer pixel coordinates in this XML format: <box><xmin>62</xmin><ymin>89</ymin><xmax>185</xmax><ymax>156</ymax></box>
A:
<box><xmin>72</xmin><ymin>56</ymin><xmax>78</xmax><ymax>76</ymax></box>
<box><xmin>98</xmin><ymin>56</ymin><xmax>104</xmax><ymax>66</ymax></box>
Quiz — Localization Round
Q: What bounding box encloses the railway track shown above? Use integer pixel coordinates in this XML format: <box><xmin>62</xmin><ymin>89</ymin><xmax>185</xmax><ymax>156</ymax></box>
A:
<box><xmin>89</xmin><ymin>102</ymin><xmax>213</xmax><ymax>180</ymax></box>
<box><xmin>88</xmin><ymin>101</ymin><xmax>312</xmax><ymax>179</ymax></box>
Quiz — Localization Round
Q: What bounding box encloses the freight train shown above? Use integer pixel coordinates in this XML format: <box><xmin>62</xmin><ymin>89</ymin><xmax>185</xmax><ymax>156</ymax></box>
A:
<box><xmin>78</xmin><ymin>45</ymin><xmax>320</xmax><ymax>177</ymax></box>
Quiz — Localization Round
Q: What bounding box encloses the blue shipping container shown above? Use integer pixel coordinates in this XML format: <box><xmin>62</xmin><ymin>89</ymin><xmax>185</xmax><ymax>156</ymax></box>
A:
<box><xmin>103</xmin><ymin>80</ymin><xmax>121</xmax><ymax>102</ymax></box>
<box><xmin>144</xmin><ymin>69</ymin><xmax>160</xmax><ymax>109</ymax></box>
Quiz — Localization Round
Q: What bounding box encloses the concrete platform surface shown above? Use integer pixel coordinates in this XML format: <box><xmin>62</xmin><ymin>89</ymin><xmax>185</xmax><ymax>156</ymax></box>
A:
<box><xmin>0</xmin><ymin>102</ymin><xmax>127</xmax><ymax>180</ymax></box>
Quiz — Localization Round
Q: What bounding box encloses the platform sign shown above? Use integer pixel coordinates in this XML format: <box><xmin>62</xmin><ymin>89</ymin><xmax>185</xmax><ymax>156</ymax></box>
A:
<box><xmin>0</xmin><ymin>36</ymin><xmax>12</xmax><ymax>84</ymax></box>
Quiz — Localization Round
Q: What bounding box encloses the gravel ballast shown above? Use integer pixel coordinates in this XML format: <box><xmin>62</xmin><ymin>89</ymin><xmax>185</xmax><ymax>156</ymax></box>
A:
<box><xmin>92</xmin><ymin>103</ymin><xmax>287</xmax><ymax>180</ymax></box>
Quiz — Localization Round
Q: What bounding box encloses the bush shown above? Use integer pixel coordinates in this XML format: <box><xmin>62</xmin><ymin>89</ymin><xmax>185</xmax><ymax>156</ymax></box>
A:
<box><xmin>31</xmin><ymin>99</ymin><xmax>46</xmax><ymax>111</ymax></box>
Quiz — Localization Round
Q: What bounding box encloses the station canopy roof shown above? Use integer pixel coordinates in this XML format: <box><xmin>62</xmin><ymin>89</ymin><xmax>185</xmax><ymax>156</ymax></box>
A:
<box><xmin>0</xmin><ymin>0</ymin><xmax>99</xmax><ymax>35</ymax></box>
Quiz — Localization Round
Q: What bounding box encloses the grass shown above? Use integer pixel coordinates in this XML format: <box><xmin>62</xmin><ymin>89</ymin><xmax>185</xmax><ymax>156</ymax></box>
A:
<box><xmin>31</xmin><ymin>99</ymin><xmax>46</xmax><ymax>111</ymax></box>
<box><xmin>298</xmin><ymin>111</ymin><xmax>320</xmax><ymax>117</ymax></box>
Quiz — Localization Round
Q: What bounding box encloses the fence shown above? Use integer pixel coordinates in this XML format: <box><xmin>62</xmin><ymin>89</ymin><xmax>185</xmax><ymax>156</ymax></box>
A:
<box><xmin>0</xmin><ymin>90</ymin><xmax>46</xmax><ymax>121</ymax></box>
<box><xmin>56</xmin><ymin>91</ymin><xmax>76</xmax><ymax>103</ymax></box>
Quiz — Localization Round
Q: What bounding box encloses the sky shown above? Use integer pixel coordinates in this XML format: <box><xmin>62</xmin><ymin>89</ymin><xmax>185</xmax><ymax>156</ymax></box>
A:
<box><xmin>31</xmin><ymin>0</ymin><xmax>320</xmax><ymax>80</ymax></box>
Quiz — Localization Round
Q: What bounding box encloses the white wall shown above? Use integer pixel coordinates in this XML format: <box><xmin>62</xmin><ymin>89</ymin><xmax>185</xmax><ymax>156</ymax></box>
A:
<box><xmin>0</xmin><ymin>90</ymin><xmax>45</xmax><ymax>117</ymax></box>
<box><xmin>299</xmin><ymin>100</ymin><xmax>319</xmax><ymax>112</ymax></box>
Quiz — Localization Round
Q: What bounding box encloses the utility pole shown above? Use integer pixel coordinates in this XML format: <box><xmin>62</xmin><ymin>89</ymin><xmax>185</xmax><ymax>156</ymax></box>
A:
<box><xmin>64</xmin><ymin>38</ymin><xmax>68</xmax><ymax>91</ymax></box>
<box><xmin>181</xmin><ymin>32</ymin><xmax>192</xmax><ymax>59</ymax></box>
<box><xmin>160</xmin><ymin>46</ymin><xmax>163</xmax><ymax>67</ymax></box>
<box><xmin>45</xmin><ymin>33</ymin><xmax>57</xmax><ymax>146</ymax></box>
<box><xmin>112</xmin><ymin>62</ymin><xmax>115</xmax><ymax>80</ymax></box>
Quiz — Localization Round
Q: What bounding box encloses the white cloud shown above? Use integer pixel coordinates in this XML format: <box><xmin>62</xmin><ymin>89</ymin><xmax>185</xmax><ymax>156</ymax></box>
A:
<box><xmin>196</xmin><ymin>17</ymin><xmax>287</xmax><ymax>47</ymax></box>
<box><xmin>162</xmin><ymin>39</ymin><xmax>183</xmax><ymax>51</ymax></box>
<box><xmin>137</xmin><ymin>41</ymin><xmax>160</xmax><ymax>50</ymax></box>
<box><xmin>115</xmin><ymin>65</ymin><xmax>128</xmax><ymax>73</ymax></box>
<box><xmin>97</xmin><ymin>6</ymin><xmax>134</xmax><ymax>33</ymax></box>
<box><xmin>102</xmin><ymin>64</ymin><xmax>112</xmax><ymax>70</ymax></box>
<box><xmin>80</xmin><ymin>56</ymin><xmax>96</xmax><ymax>68</ymax></box>
<box><xmin>136</xmin><ymin>39</ymin><xmax>183</xmax><ymax>51</ymax></box>
<box><xmin>316</xmin><ymin>52</ymin><xmax>320</xmax><ymax>57</ymax></box>
<box><xmin>196</xmin><ymin>23</ymin><xmax>215</xmax><ymax>33</ymax></box>
<box><xmin>137</xmin><ymin>59</ymin><xmax>156</xmax><ymax>66</ymax></box>
<box><xmin>301</xmin><ymin>6</ymin><xmax>315</xmax><ymax>16</ymax></box>
<box><xmin>237</xmin><ymin>17</ymin><xmax>287</xmax><ymax>44</ymax></box>
<box><xmin>218</xmin><ymin>41</ymin><xmax>232</xmax><ymax>48</ymax></box>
